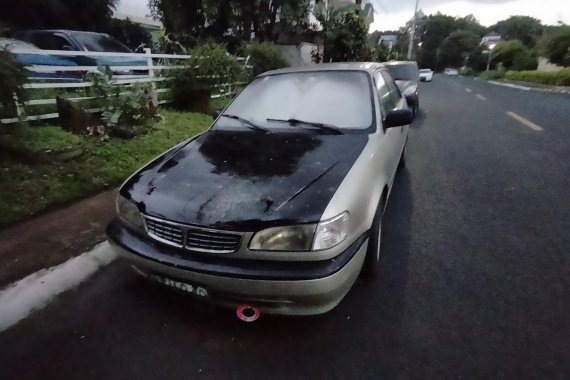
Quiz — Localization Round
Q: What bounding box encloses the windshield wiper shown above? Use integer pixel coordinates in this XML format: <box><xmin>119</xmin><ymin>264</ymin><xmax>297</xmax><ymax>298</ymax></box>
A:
<box><xmin>220</xmin><ymin>114</ymin><xmax>269</xmax><ymax>133</ymax></box>
<box><xmin>266</xmin><ymin>118</ymin><xmax>344</xmax><ymax>135</ymax></box>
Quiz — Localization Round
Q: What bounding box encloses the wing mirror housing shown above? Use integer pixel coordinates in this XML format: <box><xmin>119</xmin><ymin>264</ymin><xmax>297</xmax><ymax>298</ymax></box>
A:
<box><xmin>212</xmin><ymin>110</ymin><xmax>221</xmax><ymax>120</ymax></box>
<box><xmin>385</xmin><ymin>109</ymin><xmax>414</xmax><ymax>129</ymax></box>
<box><xmin>405</xmin><ymin>94</ymin><xmax>417</xmax><ymax>108</ymax></box>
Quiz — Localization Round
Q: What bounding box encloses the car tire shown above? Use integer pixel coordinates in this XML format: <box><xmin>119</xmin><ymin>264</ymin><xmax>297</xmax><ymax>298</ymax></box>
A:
<box><xmin>362</xmin><ymin>196</ymin><xmax>385</xmax><ymax>278</ymax></box>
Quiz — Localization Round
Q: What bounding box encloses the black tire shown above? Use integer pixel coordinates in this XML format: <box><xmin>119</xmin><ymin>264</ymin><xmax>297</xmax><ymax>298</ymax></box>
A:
<box><xmin>398</xmin><ymin>139</ymin><xmax>407</xmax><ymax>169</ymax></box>
<box><xmin>362</xmin><ymin>196</ymin><xmax>385</xmax><ymax>278</ymax></box>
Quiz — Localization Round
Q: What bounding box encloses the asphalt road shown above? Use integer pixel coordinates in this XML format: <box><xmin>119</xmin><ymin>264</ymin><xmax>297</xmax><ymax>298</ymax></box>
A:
<box><xmin>1</xmin><ymin>75</ymin><xmax>569</xmax><ymax>379</ymax></box>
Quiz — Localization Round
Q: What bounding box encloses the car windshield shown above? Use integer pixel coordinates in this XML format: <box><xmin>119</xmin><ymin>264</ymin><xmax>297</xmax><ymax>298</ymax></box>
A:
<box><xmin>220</xmin><ymin>71</ymin><xmax>373</xmax><ymax>130</ymax></box>
<box><xmin>386</xmin><ymin>64</ymin><xmax>418</xmax><ymax>81</ymax></box>
<box><xmin>71</xmin><ymin>32</ymin><xmax>130</xmax><ymax>52</ymax></box>
<box><xmin>419</xmin><ymin>69</ymin><xmax>431</xmax><ymax>73</ymax></box>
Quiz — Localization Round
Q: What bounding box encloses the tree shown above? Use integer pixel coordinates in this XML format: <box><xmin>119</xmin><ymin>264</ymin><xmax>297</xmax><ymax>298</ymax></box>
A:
<box><xmin>104</xmin><ymin>18</ymin><xmax>153</xmax><ymax>50</ymax></box>
<box><xmin>437</xmin><ymin>29</ymin><xmax>480</xmax><ymax>68</ymax></box>
<box><xmin>491</xmin><ymin>16</ymin><xmax>543</xmax><ymax>48</ymax></box>
<box><xmin>312</xmin><ymin>4</ymin><xmax>369</xmax><ymax>63</ymax></box>
<box><xmin>544</xmin><ymin>26</ymin><xmax>570</xmax><ymax>66</ymax></box>
<box><xmin>492</xmin><ymin>40</ymin><xmax>538</xmax><ymax>70</ymax></box>
<box><xmin>0</xmin><ymin>0</ymin><xmax>118</xmax><ymax>31</ymax></box>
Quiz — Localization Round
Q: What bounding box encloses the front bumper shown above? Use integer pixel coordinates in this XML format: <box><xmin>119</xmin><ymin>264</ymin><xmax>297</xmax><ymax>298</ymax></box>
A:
<box><xmin>106</xmin><ymin>219</ymin><xmax>368</xmax><ymax>315</ymax></box>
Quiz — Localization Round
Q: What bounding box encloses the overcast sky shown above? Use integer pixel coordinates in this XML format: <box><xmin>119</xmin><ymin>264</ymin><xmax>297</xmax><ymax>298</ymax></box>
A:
<box><xmin>116</xmin><ymin>0</ymin><xmax>570</xmax><ymax>31</ymax></box>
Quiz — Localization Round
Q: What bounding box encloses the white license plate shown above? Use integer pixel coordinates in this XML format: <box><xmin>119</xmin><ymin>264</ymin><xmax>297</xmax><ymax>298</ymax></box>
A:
<box><xmin>150</xmin><ymin>274</ymin><xmax>208</xmax><ymax>297</ymax></box>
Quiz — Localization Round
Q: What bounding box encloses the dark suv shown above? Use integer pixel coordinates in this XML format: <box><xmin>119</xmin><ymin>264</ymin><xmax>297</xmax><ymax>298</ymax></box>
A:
<box><xmin>383</xmin><ymin>61</ymin><xmax>419</xmax><ymax>116</ymax></box>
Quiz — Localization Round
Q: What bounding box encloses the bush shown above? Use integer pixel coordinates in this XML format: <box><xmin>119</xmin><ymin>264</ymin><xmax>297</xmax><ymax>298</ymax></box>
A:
<box><xmin>239</xmin><ymin>41</ymin><xmax>289</xmax><ymax>77</ymax></box>
<box><xmin>505</xmin><ymin>68</ymin><xmax>570</xmax><ymax>86</ymax></box>
<box><xmin>0</xmin><ymin>49</ymin><xmax>27</xmax><ymax>118</ymax></box>
<box><xmin>492</xmin><ymin>40</ymin><xmax>538</xmax><ymax>70</ymax></box>
<box><xmin>480</xmin><ymin>70</ymin><xmax>505</xmax><ymax>80</ymax></box>
<box><xmin>171</xmin><ymin>42</ymin><xmax>245</xmax><ymax>111</ymax></box>
<box><xmin>86</xmin><ymin>67</ymin><xmax>155</xmax><ymax>129</ymax></box>
<box><xmin>544</xmin><ymin>27</ymin><xmax>570</xmax><ymax>67</ymax></box>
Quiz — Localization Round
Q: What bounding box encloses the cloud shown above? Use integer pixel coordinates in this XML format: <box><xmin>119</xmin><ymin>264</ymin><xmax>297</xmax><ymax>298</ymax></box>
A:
<box><xmin>370</xmin><ymin>0</ymin><xmax>517</xmax><ymax>14</ymax></box>
<box><xmin>115</xmin><ymin>0</ymin><xmax>150</xmax><ymax>17</ymax></box>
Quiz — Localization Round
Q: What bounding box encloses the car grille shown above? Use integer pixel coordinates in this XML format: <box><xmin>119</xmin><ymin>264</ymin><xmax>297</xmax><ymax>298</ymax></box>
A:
<box><xmin>143</xmin><ymin>215</ymin><xmax>242</xmax><ymax>253</ymax></box>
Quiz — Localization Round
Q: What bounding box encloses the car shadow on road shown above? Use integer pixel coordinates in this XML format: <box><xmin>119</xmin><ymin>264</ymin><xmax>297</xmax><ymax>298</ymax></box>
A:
<box><xmin>412</xmin><ymin>109</ymin><xmax>427</xmax><ymax>128</ymax></box>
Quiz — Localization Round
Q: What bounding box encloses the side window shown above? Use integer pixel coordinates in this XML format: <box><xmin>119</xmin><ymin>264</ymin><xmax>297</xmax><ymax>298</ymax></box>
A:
<box><xmin>32</xmin><ymin>33</ymin><xmax>72</xmax><ymax>50</ymax></box>
<box><xmin>373</xmin><ymin>71</ymin><xmax>396</xmax><ymax>118</ymax></box>
<box><xmin>381</xmin><ymin>71</ymin><xmax>402</xmax><ymax>106</ymax></box>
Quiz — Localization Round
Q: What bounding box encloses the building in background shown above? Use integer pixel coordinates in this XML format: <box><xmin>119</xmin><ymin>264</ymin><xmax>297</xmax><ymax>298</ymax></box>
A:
<box><xmin>378</xmin><ymin>34</ymin><xmax>397</xmax><ymax>50</ymax></box>
<box><xmin>481</xmin><ymin>31</ymin><xmax>502</xmax><ymax>47</ymax></box>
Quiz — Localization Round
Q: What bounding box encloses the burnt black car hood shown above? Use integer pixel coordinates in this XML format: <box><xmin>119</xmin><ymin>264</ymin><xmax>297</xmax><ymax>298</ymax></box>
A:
<box><xmin>121</xmin><ymin>129</ymin><xmax>368</xmax><ymax>231</ymax></box>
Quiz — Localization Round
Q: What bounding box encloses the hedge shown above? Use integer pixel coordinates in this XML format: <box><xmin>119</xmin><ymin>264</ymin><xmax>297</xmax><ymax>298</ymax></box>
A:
<box><xmin>505</xmin><ymin>68</ymin><xmax>570</xmax><ymax>87</ymax></box>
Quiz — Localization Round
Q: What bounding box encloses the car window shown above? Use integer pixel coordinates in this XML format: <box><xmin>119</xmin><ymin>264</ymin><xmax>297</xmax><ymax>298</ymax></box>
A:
<box><xmin>373</xmin><ymin>71</ymin><xmax>396</xmax><ymax>118</ymax></box>
<box><xmin>385</xmin><ymin>63</ymin><xmax>418</xmax><ymax>81</ymax></box>
<box><xmin>222</xmin><ymin>71</ymin><xmax>374</xmax><ymax>130</ymax></box>
<box><xmin>71</xmin><ymin>32</ymin><xmax>130</xmax><ymax>52</ymax></box>
<box><xmin>32</xmin><ymin>33</ymin><xmax>71</xmax><ymax>50</ymax></box>
<box><xmin>381</xmin><ymin>71</ymin><xmax>402</xmax><ymax>106</ymax></box>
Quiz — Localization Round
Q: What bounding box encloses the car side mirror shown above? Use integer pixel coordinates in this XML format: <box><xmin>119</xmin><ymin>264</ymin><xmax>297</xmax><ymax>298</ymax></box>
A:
<box><xmin>385</xmin><ymin>109</ymin><xmax>413</xmax><ymax>128</ymax></box>
<box><xmin>212</xmin><ymin>110</ymin><xmax>221</xmax><ymax>120</ymax></box>
<box><xmin>405</xmin><ymin>94</ymin><xmax>417</xmax><ymax>108</ymax></box>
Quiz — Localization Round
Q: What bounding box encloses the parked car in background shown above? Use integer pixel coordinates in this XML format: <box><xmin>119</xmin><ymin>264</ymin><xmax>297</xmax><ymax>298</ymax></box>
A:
<box><xmin>0</xmin><ymin>37</ymin><xmax>82</xmax><ymax>81</ymax></box>
<box><xmin>384</xmin><ymin>61</ymin><xmax>419</xmax><ymax>116</ymax></box>
<box><xmin>419</xmin><ymin>68</ymin><xmax>434</xmax><ymax>82</ymax></box>
<box><xmin>444</xmin><ymin>68</ymin><xmax>459</xmax><ymax>76</ymax></box>
<box><xmin>12</xmin><ymin>30</ymin><xmax>147</xmax><ymax>72</ymax></box>
<box><xmin>106</xmin><ymin>63</ymin><xmax>413</xmax><ymax>317</ymax></box>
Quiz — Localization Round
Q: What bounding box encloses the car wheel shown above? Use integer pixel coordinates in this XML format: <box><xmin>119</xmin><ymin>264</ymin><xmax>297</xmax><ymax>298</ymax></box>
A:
<box><xmin>398</xmin><ymin>138</ymin><xmax>407</xmax><ymax>169</ymax></box>
<box><xmin>362</xmin><ymin>196</ymin><xmax>385</xmax><ymax>278</ymax></box>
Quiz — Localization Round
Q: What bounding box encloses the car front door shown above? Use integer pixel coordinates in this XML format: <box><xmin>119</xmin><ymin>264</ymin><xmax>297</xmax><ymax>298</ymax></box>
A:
<box><xmin>381</xmin><ymin>70</ymin><xmax>408</xmax><ymax>153</ymax></box>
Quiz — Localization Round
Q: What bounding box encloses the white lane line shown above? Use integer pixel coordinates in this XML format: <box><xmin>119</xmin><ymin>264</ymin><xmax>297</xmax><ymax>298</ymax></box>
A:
<box><xmin>507</xmin><ymin>112</ymin><xmax>544</xmax><ymax>132</ymax></box>
<box><xmin>465</xmin><ymin>88</ymin><xmax>472</xmax><ymax>93</ymax></box>
<box><xmin>0</xmin><ymin>242</ymin><xmax>117</xmax><ymax>332</ymax></box>
<box><xmin>476</xmin><ymin>94</ymin><xmax>487</xmax><ymax>100</ymax></box>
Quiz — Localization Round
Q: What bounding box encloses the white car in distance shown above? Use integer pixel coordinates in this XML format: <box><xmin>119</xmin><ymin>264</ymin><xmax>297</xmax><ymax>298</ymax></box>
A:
<box><xmin>419</xmin><ymin>69</ymin><xmax>434</xmax><ymax>82</ymax></box>
<box><xmin>444</xmin><ymin>68</ymin><xmax>459</xmax><ymax>76</ymax></box>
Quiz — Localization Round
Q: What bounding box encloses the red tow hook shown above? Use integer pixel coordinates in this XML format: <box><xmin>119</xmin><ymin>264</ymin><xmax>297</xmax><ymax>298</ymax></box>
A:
<box><xmin>236</xmin><ymin>305</ymin><xmax>261</xmax><ymax>322</ymax></box>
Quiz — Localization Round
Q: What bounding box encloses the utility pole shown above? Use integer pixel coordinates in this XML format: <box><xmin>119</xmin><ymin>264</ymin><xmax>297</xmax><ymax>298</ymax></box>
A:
<box><xmin>407</xmin><ymin>0</ymin><xmax>420</xmax><ymax>60</ymax></box>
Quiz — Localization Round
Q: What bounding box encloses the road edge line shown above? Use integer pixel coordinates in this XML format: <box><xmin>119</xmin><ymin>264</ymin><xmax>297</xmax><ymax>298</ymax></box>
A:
<box><xmin>0</xmin><ymin>242</ymin><xmax>117</xmax><ymax>332</ymax></box>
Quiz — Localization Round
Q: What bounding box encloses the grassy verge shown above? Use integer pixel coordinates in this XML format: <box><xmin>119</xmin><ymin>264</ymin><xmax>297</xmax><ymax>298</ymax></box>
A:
<box><xmin>504</xmin><ymin>68</ymin><xmax>570</xmax><ymax>87</ymax></box>
<box><xmin>0</xmin><ymin>109</ymin><xmax>212</xmax><ymax>228</ymax></box>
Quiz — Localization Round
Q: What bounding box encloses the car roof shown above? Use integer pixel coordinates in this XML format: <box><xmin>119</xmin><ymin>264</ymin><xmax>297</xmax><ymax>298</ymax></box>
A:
<box><xmin>260</xmin><ymin>62</ymin><xmax>385</xmax><ymax>77</ymax></box>
<box><xmin>14</xmin><ymin>30</ymin><xmax>110</xmax><ymax>37</ymax></box>
<box><xmin>383</xmin><ymin>61</ymin><xmax>418</xmax><ymax>66</ymax></box>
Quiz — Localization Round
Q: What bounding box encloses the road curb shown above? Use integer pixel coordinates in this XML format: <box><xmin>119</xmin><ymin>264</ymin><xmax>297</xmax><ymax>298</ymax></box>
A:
<box><xmin>488</xmin><ymin>80</ymin><xmax>570</xmax><ymax>94</ymax></box>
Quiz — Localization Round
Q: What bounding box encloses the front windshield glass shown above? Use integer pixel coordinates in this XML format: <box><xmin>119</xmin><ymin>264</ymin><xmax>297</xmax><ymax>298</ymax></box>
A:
<box><xmin>221</xmin><ymin>71</ymin><xmax>373</xmax><ymax>130</ymax></box>
<box><xmin>71</xmin><ymin>32</ymin><xmax>130</xmax><ymax>52</ymax></box>
<box><xmin>419</xmin><ymin>69</ymin><xmax>431</xmax><ymax>73</ymax></box>
<box><xmin>386</xmin><ymin>64</ymin><xmax>418</xmax><ymax>81</ymax></box>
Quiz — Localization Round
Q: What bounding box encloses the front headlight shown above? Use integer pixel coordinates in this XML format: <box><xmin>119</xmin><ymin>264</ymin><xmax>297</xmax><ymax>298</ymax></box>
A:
<box><xmin>312</xmin><ymin>212</ymin><xmax>350</xmax><ymax>251</ymax></box>
<box><xmin>249</xmin><ymin>212</ymin><xmax>350</xmax><ymax>252</ymax></box>
<box><xmin>249</xmin><ymin>224</ymin><xmax>316</xmax><ymax>251</ymax></box>
<box><xmin>116</xmin><ymin>195</ymin><xmax>143</xmax><ymax>228</ymax></box>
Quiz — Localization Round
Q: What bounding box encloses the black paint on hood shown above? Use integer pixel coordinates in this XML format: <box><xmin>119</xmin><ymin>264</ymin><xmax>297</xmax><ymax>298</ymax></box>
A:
<box><xmin>121</xmin><ymin>129</ymin><xmax>368</xmax><ymax>232</ymax></box>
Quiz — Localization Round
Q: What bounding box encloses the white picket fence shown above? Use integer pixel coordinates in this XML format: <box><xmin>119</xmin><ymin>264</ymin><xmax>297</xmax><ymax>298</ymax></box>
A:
<box><xmin>1</xmin><ymin>48</ymin><xmax>250</xmax><ymax>124</ymax></box>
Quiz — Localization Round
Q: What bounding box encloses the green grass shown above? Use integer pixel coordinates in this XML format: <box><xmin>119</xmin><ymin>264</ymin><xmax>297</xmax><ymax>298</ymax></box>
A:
<box><xmin>0</xmin><ymin>110</ymin><xmax>211</xmax><ymax>228</ymax></box>
<box><xmin>0</xmin><ymin>125</ymin><xmax>83</xmax><ymax>152</ymax></box>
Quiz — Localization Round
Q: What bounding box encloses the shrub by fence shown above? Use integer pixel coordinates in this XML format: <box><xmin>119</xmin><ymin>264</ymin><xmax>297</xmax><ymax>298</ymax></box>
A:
<box><xmin>505</xmin><ymin>68</ymin><xmax>570</xmax><ymax>87</ymax></box>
